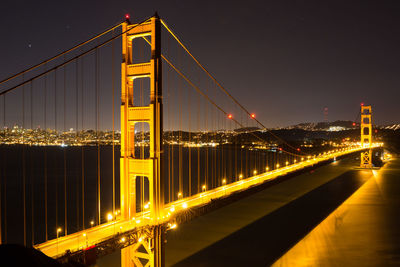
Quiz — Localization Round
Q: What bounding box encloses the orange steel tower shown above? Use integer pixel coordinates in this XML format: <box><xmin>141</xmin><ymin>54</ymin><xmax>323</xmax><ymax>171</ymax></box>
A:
<box><xmin>360</xmin><ymin>105</ymin><xmax>372</xmax><ymax>168</ymax></box>
<box><xmin>120</xmin><ymin>13</ymin><xmax>165</xmax><ymax>266</ymax></box>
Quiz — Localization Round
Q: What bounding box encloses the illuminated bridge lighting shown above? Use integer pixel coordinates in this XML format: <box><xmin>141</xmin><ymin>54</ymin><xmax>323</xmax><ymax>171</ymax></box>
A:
<box><xmin>34</xmin><ymin>144</ymin><xmax>383</xmax><ymax>258</ymax></box>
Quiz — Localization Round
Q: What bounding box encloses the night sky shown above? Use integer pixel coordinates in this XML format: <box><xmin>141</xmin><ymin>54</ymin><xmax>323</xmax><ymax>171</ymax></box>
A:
<box><xmin>1</xmin><ymin>0</ymin><xmax>399</xmax><ymax>127</ymax></box>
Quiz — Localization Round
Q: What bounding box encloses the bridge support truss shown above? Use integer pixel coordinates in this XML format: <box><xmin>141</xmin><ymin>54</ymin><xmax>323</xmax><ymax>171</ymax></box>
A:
<box><xmin>121</xmin><ymin>225</ymin><xmax>165</xmax><ymax>267</ymax></box>
<box><xmin>360</xmin><ymin>105</ymin><xmax>372</xmax><ymax>168</ymax></box>
<box><xmin>120</xmin><ymin>14</ymin><xmax>164</xmax><ymax>266</ymax></box>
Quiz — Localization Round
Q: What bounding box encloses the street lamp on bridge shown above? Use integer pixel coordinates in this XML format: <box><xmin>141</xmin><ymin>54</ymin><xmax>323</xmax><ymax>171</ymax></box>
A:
<box><xmin>57</xmin><ymin>228</ymin><xmax>62</xmax><ymax>255</ymax></box>
<box><xmin>107</xmin><ymin>213</ymin><xmax>113</xmax><ymax>222</ymax></box>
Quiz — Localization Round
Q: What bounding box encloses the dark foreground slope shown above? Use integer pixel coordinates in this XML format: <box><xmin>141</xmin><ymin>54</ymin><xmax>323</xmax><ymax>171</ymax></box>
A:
<box><xmin>0</xmin><ymin>244</ymin><xmax>83</xmax><ymax>267</ymax></box>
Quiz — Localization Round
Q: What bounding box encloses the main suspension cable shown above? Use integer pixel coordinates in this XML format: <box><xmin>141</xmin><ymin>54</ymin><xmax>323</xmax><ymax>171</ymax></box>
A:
<box><xmin>0</xmin><ymin>22</ymin><xmax>123</xmax><ymax>86</ymax></box>
<box><xmin>161</xmin><ymin>19</ymin><xmax>306</xmax><ymax>155</ymax></box>
<box><xmin>0</xmin><ymin>16</ymin><xmax>153</xmax><ymax>97</ymax></box>
<box><xmin>158</xmin><ymin>51</ymin><xmax>303</xmax><ymax>158</ymax></box>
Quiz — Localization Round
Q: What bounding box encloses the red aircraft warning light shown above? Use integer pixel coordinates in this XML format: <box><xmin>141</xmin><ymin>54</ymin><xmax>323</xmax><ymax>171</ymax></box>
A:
<box><xmin>361</xmin><ymin>102</ymin><xmax>364</xmax><ymax>106</ymax></box>
<box><xmin>352</xmin><ymin>122</ymin><xmax>356</xmax><ymax>126</ymax></box>
<box><xmin>227</xmin><ymin>114</ymin><xmax>233</xmax><ymax>119</ymax></box>
<box><xmin>125</xmin><ymin>14</ymin><xmax>130</xmax><ymax>20</ymax></box>
<box><xmin>251</xmin><ymin>113</ymin><xmax>256</xmax><ymax>119</ymax></box>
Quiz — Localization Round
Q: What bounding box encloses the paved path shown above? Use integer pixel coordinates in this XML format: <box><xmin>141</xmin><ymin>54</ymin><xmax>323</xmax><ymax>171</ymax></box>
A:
<box><xmin>166</xmin><ymin>155</ymin><xmax>373</xmax><ymax>266</ymax></box>
<box><xmin>273</xmin><ymin>157</ymin><xmax>400</xmax><ymax>267</ymax></box>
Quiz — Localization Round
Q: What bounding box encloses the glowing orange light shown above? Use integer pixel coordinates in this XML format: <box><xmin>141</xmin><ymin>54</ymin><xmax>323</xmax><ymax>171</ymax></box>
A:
<box><xmin>227</xmin><ymin>114</ymin><xmax>233</xmax><ymax>119</ymax></box>
<box><xmin>297</xmin><ymin>148</ymin><xmax>300</xmax><ymax>151</ymax></box>
<box><xmin>251</xmin><ymin>113</ymin><xmax>256</xmax><ymax>119</ymax></box>
<box><xmin>84</xmin><ymin>245</ymin><xmax>95</xmax><ymax>251</ymax></box>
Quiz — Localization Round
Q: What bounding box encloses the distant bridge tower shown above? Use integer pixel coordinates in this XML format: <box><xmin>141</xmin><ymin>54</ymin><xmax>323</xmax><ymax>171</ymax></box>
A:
<box><xmin>360</xmin><ymin>105</ymin><xmax>372</xmax><ymax>168</ymax></box>
<box><xmin>120</xmin><ymin>13</ymin><xmax>165</xmax><ymax>266</ymax></box>
<box><xmin>323</xmin><ymin>107</ymin><xmax>328</xmax><ymax>122</ymax></box>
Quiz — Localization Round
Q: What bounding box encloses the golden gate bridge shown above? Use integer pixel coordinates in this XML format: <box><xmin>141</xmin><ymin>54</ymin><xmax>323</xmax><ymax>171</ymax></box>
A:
<box><xmin>0</xmin><ymin>13</ymin><xmax>380</xmax><ymax>266</ymax></box>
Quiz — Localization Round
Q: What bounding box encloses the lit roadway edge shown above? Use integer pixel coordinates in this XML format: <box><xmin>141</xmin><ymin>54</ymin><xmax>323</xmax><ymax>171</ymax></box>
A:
<box><xmin>34</xmin><ymin>144</ymin><xmax>381</xmax><ymax>258</ymax></box>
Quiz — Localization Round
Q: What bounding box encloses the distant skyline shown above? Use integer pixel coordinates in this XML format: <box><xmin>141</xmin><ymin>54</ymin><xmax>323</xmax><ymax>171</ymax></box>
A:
<box><xmin>1</xmin><ymin>0</ymin><xmax>399</xmax><ymax>127</ymax></box>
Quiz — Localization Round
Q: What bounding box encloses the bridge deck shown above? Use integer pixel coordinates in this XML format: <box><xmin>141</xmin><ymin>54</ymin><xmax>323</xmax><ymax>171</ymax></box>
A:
<box><xmin>35</xmin><ymin>147</ymin><xmax>371</xmax><ymax>258</ymax></box>
<box><xmin>165</xmin><ymin>153</ymin><xmax>368</xmax><ymax>266</ymax></box>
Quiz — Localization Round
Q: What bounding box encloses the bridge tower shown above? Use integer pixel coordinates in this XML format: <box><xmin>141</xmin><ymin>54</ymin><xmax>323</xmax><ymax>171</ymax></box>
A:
<box><xmin>120</xmin><ymin>14</ymin><xmax>165</xmax><ymax>266</ymax></box>
<box><xmin>360</xmin><ymin>105</ymin><xmax>372</xmax><ymax>168</ymax></box>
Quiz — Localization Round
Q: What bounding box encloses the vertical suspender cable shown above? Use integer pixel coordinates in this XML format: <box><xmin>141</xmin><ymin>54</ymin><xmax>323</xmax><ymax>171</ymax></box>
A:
<box><xmin>207</xmin><ymin>88</ymin><xmax>214</xmax><ymax>190</ymax></box>
<box><xmin>95</xmin><ymin>48</ymin><xmax>99</xmax><ymax>223</ymax></box>
<box><xmin>0</xmin><ymin>132</ymin><xmax>2</xmax><ymax>245</ymax></box>
<box><xmin>169</xmin><ymin>70</ymin><xmax>176</xmax><ymax>201</ymax></box>
<box><xmin>213</xmin><ymin>86</ymin><xmax>217</xmax><ymax>188</ymax></box>
<box><xmin>217</xmin><ymin>101</ymin><xmax>219</xmax><ymax>185</ymax></box>
<box><xmin>197</xmin><ymin>84</ymin><xmax>200</xmax><ymax>193</ymax></box>
<box><xmin>111</xmin><ymin>30</ymin><xmax>116</xmax><ymax>216</ymax></box>
<box><xmin>210</xmin><ymin>87</ymin><xmax>213</xmax><ymax>189</ymax></box>
<box><xmin>211</xmin><ymin>89</ymin><xmax>214</xmax><ymax>188</ymax></box>
<box><xmin>44</xmin><ymin>67</ymin><xmax>48</xmax><ymax>241</ymax></box>
<box><xmin>0</xmin><ymin>87</ymin><xmax>4</xmax><ymax>244</ymax></box>
<box><xmin>234</xmin><ymin>107</ymin><xmax>237</xmax><ymax>180</ymax></box>
<box><xmin>167</xmin><ymin>38</ymin><xmax>171</xmax><ymax>202</ymax></box>
<box><xmin>239</xmin><ymin>108</ymin><xmax>242</xmax><ymax>177</ymax></box>
<box><xmin>30</xmin><ymin>82</ymin><xmax>34</xmax><ymax>245</ymax></box>
<box><xmin>166</xmin><ymin>46</ymin><xmax>171</xmax><ymax>203</ymax></box>
<box><xmin>171</xmin><ymin>81</ymin><xmax>174</xmax><ymax>201</ymax></box>
<box><xmin>217</xmin><ymin>98</ymin><xmax>220</xmax><ymax>186</ymax></box>
<box><xmin>81</xmin><ymin>56</ymin><xmax>85</xmax><ymax>229</ymax></box>
<box><xmin>95</xmin><ymin>48</ymin><xmax>101</xmax><ymax>225</ymax></box>
<box><xmin>218</xmin><ymin>100</ymin><xmax>223</xmax><ymax>183</ymax></box>
<box><xmin>142</xmin><ymin>76</ymin><xmax>145</xmax><ymax>212</ymax></box>
<box><xmin>22</xmin><ymin>75</ymin><xmax>27</xmax><ymax>246</ymax></box>
<box><xmin>30</xmin><ymin>82</ymin><xmax>33</xmax><ymax>131</ymax></box>
<box><xmin>54</xmin><ymin>70</ymin><xmax>58</xmax><ymax>232</ymax></box>
<box><xmin>2</xmin><ymin>94</ymin><xmax>6</xmax><ymax>243</ymax></box>
<box><xmin>142</xmin><ymin>78</ymin><xmax>145</xmax><ymax>209</ymax></box>
<box><xmin>188</xmin><ymin>75</ymin><xmax>191</xmax><ymax>196</ymax></box>
<box><xmin>98</xmin><ymin>49</ymin><xmax>101</xmax><ymax>224</ymax></box>
<box><xmin>3</xmin><ymin>140</ymin><xmax>7</xmax><ymax>243</ymax></box>
<box><xmin>178</xmin><ymin>58</ymin><xmax>182</xmax><ymax>196</ymax></box>
<box><xmin>205</xmin><ymin>98</ymin><xmax>208</xmax><ymax>189</ymax></box>
<box><xmin>2</xmin><ymin>94</ymin><xmax>4</xmax><ymax>125</ymax></box>
<box><xmin>76</xmin><ymin>59</ymin><xmax>79</xmax><ymax>230</ymax></box>
<box><xmin>243</xmin><ymin>113</ymin><xmax>246</xmax><ymax>177</ymax></box>
<box><xmin>63</xmin><ymin>57</ymin><xmax>67</xmax><ymax>235</ymax></box>
<box><xmin>0</xmin><ymin>115</ymin><xmax>2</xmax><ymax>245</ymax></box>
